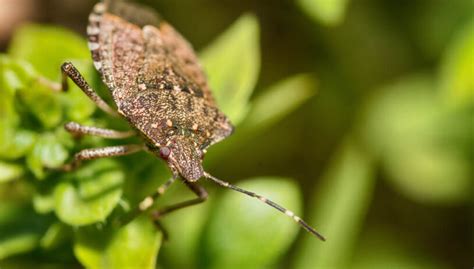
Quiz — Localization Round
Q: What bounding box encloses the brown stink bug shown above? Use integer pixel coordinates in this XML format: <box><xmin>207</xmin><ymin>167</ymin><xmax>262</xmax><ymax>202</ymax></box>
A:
<box><xmin>59</xmin><ymin>0</ymin><xmax>325</xmax><ymax>241</ymax></box>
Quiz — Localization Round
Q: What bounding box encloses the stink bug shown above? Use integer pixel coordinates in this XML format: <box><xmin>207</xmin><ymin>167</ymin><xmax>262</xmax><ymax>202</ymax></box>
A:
<box><xmin>60</xmin><ymin>0</ymin><xmax>325</xmax><ymax>241</ymax></box>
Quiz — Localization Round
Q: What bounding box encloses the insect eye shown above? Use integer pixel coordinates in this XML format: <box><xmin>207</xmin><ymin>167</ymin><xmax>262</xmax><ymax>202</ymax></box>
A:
<box><xmin>159</xmin><ymin>146</ymin><xmax>171</xmax><ymax>159</ymax></box>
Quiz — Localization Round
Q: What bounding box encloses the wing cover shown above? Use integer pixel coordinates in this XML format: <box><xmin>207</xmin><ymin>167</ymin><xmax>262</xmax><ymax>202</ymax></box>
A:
<box><xmin>86</xmin><ymin>0</ymin><xmax>233</xmax><ymax>149</ymax></box>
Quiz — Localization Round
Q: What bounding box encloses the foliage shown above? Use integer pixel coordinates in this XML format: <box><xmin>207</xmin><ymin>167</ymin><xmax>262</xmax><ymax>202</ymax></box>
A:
<box><xmin>297</xmin><ymin>0</ymin><xmax>350</xmax><ymax>26</ymax></box>
<box><xmin>295</xmin><ymin>140</ymin><xmax>375</xmax><ymax>269</ymax></box>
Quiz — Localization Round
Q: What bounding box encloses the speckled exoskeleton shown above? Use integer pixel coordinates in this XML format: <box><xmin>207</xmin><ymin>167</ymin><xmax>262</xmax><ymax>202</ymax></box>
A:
<box><xmin>60</xmin><ymin>0</ymin><xmax>325</xmax><ymax>241</ymax></box>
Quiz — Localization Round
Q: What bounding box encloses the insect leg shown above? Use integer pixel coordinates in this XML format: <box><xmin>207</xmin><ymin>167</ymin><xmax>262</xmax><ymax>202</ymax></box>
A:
<box><xmin>62</xmin><ymin>144</ymin><xmax>143</xmax><ymax>171</ymax></box>
<box><xmin>204</xmin><ymin>172</ymin><xmax>326</xmax><ymax>241</ymax></box>
<box><xmin>149</xmin><ymin>180</ymin><xmax>208</xmax><ymax>219</ymax></box>
<box><xmin>137</xmin><ymin>177</ymin><xmax>177</xmax><ymax>212</ymax></box>
<box><xmin>121</xmin><ymin>176</ymin><xmax>176</xmax><ymax>241</ymax></box>
<box><xmin>120</xmin><ymin>180</ymin><xmax>207</xmax><ymax>228</ymax></box>
<box><xmin>120</xmin><ymin>176</ymin><xmax>177</xmax><ymax>226</ymax></box>
<box><xmin>64</xmin><ymin>121</ymin><xmax>136</xmax><ymax>139</ymax></box>
<box><xmin>61</xmin><ymin>62</ymin><xmax>119</xmax><ymax>117</ymax></box>
<box><xmin>151</xmin><ymin>220</ymin><xmax>169</xmax><ymax>241</ymax></box>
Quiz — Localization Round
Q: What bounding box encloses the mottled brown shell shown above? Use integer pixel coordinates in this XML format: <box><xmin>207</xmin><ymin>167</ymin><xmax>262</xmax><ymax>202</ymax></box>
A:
<box><xmin>86</xmin><ymin>0</ymin><xmax>233</xmax><ymax>180</ymax></box>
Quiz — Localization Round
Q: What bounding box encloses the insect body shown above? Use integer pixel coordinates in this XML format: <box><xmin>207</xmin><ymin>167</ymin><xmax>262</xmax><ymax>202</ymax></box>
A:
<box><xmin>61</xmin><ymin>0</ymin><xmax>325</xmax><ymax>241</ymax></box>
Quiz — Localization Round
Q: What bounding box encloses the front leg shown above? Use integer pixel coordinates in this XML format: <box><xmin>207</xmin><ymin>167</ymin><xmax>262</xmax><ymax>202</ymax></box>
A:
<box><xmin>61</xmin><ymin>62</ymin><xmax>119</xmax><ymax>117</ymax></box>
<box><xmin>119</xmin><ymin>176</ymin><xmax>178</xmax><ymax>227</ymax></box>
<box><xmin>62</xmin><ymin>144</ymin><xmax>143</xmax><ymax>171</ymax></box>
<box><xmin>64</xmin><ymin>121</ymin><xmax>136</xmax><ymax>139</ymax></box>
<box><xmin>150</xmin><ymin>180</ymin><xmax>208</xmax><ymax>219</ymax></box>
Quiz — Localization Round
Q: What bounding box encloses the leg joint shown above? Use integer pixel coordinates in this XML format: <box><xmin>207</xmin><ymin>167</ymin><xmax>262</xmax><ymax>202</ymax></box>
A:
<box><xmin>197</xmin><ymin>189</ymin><xmax>208</xmax><ymax>201</ymax></box>
<box><xmin>61</xmin><ymin>61</ymin><xmax>74</xmax><ymax>73</ymax></box>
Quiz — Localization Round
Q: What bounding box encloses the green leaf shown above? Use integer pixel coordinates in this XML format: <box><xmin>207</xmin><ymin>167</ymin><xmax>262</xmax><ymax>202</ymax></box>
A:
<box><xmin>0</xmin><ymin>57</ymin><xmax>22</xmax><ymax>158</ymax></box>
<box><xmin>0</xmin><ymin>234</ymin><xmax>39</xmax><ymax>260</ymax></box>
<box><xmin>26</xmin><ymin>133</ymin><xmax>69</xmax><ymax>179</ymax></box>
<box><xmin>384</xmin><ymin>144</ymin><xmax>471</xmax><ymax>205</ymax></box>
<box><xmin>294</xmin><ymin>140</ymin><xmax>375</xmax><ymax>269</ymax></box>
<box><xmin>119</xmin><ymin>155</ymin><xmax>205</xmax><ymax>269</ymax></box>
<box><xmin>54</xmin><ymin>159</ymin><xmax>124</xmax><ymax>226</ymax></box>
<box><xmin>0</xmin><ymin>162</ymin><xmax>24</xmax><ymax>183</ymax></box>
<box><xmin>361</xmin><ymin>74</ymin><xmax>472</xmax><ymax>204</ymax></box>
<box><xmin>0</xmin><ymin>203</ymin><xmax>52</xmax><ymax>259</ymax></box>
<box><xmin>33</xmin><ymin>192</ymin><xmax>55</xmax><ymax>214</ymax></box>
<box><xmin>40</xmin><ymin>222</ymin><xmax>71</xmax><ymax>250</ymax></box>
<box><xmin>0</xmin><ymin>129</ymin><xmax>37</xmax><ymax>161</ymax></box>
<box><xmin>0</xmin><ymin>125</ymin><xmax>15</xmax><ymax>160</ymax></box>
<box><xmin>201</xmin><ymin>14</ymin><xmax>260</xmax><ymax>125</ymax></box>
<box><xmin>121</xmin><ymin>153</ymin><xmax>171</xmax><ymax>206</ymax></box>
<box><xmin>33</xmin><ymin>180</ymin><xmax>57</xmax><ymax>214</ymax></box>
<box><xmin>0</xmin><ymin>55</ymin><xmax>38</xmax><ymax>95</ymax></box>
<box><xmin>204</xmin><ymin>74</ymin><xmax>316</xmax><ymax>166</ymax></box>
<box><xmin>202</xmin><ymin>178</ymin><xmax>301</xmax><ymax>269</ymax></box>
<box><xmin>0</xmin><ymin>56</ymin><xmax>41</xmax><ymax>160</ymax></box>
<box><xmin>1</xmin><ymin>60</ymin><xmax>24</xmax><ymax>94</ymax></box>
<box><xmin>297</xmin><ymin>0</ymin><xmax>350</xmax><ymax>26</ymax></box>
<box><xmin>18</xmin><ymin>79</ymin><xmax>63</xmax><ymax>129</ymax></box>
<box><xmin>160</xmin><ymin>188</ymin><xmax>212</xmax><ymax>269</ymax></box>
<box><xmin>241</xmin><ymin>74</ymin><xmax>316</xmax><ymax>132</ymax></box>
<box><xmin>8</xmin><ymin>24</ymin><xmax>90</xmax><ymax>81</ymax></box>
<box><xmin>74</xmin><ymin>216</ymin><xmax>162</xmax><ymax>269</ymax></box>
<box><xmin>411</xmin><ymin>0</ymin><xmax>473</xmax><ymax>59</ymax></box>
<box><xmin>439</xmin><ymin>18</ymin><xmax>474</xmax><ymax>106</ymax></box>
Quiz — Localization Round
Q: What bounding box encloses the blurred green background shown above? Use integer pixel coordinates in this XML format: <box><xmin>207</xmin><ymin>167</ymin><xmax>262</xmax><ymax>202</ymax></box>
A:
<box><xmin>0</xmin><ymin>0</ymin><xmax>472</xmax><ymax>268</ymax></box>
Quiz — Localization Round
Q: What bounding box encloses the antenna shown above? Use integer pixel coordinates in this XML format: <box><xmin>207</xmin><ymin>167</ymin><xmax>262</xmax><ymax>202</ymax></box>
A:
<box><xmin>203</xmin><ymin>172</ymin><xmax>326</xmax><ymax>241</ymax></box>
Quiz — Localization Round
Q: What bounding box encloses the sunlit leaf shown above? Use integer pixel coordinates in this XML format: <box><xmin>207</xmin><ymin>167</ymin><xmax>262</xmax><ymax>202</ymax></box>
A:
<box><xmin>54</xmin><ymin>159</ymin><xmax>124</xmax><ymax>226</ymax></box>
<box><xmin>298</xmin><ymin>0</ymin><xmax>350</xmax><ymax>26</ymax></box>
<box><xmin>1</xmin><ymin>56</ymin><xmax>24</xmax><ymax>94</ymax></box>
<box><xmin>0</xmin><ymin>162</ymin><xmax>24</xmax><ymax>183</ymax></box>
<box><xmin>0</xmin><ymin>234</ymin><xmax>39</xmax><ymax>260</ymax></box>
<box><xmin>26</xmin><ymin>133</ymin><xmax>69</xmax><ymax>179</ymax></box>
<box><xmin>202</xmin><ymin>178</ymin><xmax>301</xmax><ymax>269</ymax></box>
<box><xmin>0</xmin><ymin>57</ymin><xmax>22</xmax><ymax>158</ymax></box>
<box><xmin>8</xmin><ymin>24</ymin><xmax>90</xmax><ymax>81</ymax></box>
<box><xmin>33</xmin><ymin>192</ymin><xmax>55</xmax><ymax>215</ymax></box>
<box><xmin>0</xmin><ymin>55</ymin><xmax>38</xmax><ymax>95</ymax></box>
<box><xmin>0</xmin><ymin>100</ymin><xmax>17</xmax><ymax>154</ymax></box>
<box><xmin>0</xmin><ymin>129</ymin><xmax>37</xmax><ymax>159</ymax></box>
<box><xmin>439</xmin><ymin>18</ymin><xmax>474</xmax><ymax>106</ymax></box>
<box><xmin>201</xmin><ymin>14</ymin><xmax>260</xmax><ymax>124</ymax></box>
<box><xmin>384</xmin><ymin>139</ymin><xmax>471</xmax><ymax>205</ymax></box>
<box><xmin>33</xmin><ymin>180</ymin><xmax>57</xmax><ymax>214</ymax></box>
<box><xmin>203</xmin><ymin>75</ymin><xmax>315</xmax><ymax>167</ymax></box>
<box><xmin>18</xmin><ymin>79</ymin><xmax>63</xmax><ymax>129</ymax></box>
<box><xmin>294</xmin><ymin>140</ymin><xmax>375</xmax><ymax>269</ymax></box>
<box><xmin>40</xmin><ymin>222</ymin><xmax>71</xmax><ymax>250</ymax></box>
<box><xmin>0</xmin><ymin>125</ymin><xmax>16</xmax><ymax>160</ymax></box>
<box><xmin>361</xmin><ymin>75</ymin><xmax>471</xmax><ymax>204</ymax></box>
<box><xmin>74</xmin><ymin>216</ymin><xmax>162</xmax><ymax>269</ymax></box>
<box><xmin>241</xmin><ymin>74</ymin><xmax>316</xmax><ymax>132</ymax></box>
